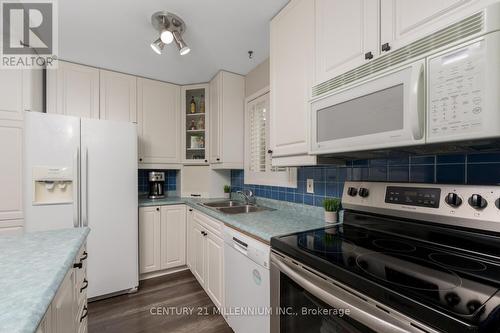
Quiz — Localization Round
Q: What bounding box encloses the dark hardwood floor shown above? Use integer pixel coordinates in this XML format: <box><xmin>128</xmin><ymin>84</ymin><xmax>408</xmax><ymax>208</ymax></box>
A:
<box><xmin>88</xmin><ymin>270</ymin><xmax>233</xmax><ymax>333</ymax></box>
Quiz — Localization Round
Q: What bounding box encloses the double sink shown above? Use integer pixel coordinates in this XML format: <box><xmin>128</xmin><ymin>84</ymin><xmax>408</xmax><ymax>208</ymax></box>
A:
<box><xmin>200</xmin><ymin>200</ymin><xmax>273</xmax><ymax>215</ymax></box>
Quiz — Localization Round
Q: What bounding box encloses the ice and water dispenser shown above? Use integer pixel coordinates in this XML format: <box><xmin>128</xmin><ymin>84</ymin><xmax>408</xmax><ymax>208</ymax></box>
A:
<box><xmin>32</xmin><ymin>166</ymin><xmax>74</xmax><ymax>205</ymax></box>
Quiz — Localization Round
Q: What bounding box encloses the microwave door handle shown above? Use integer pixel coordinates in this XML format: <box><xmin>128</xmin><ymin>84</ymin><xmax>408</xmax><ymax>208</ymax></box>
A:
<box><xmin>273</xmin><ymin>258</ymin><xmax>414</xmax><ymax>333</ymax></box>
<box><xmin>409</xmin><ymin>61</ymin><xmax>425</xmax><ymax>140</ymax></box>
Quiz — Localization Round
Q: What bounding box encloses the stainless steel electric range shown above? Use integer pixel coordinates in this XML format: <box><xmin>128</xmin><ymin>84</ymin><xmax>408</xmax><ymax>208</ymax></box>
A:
<box><xmin>270</xmin><ymin>181</ymin><xmax>500</xmax><ymax>333</ymax></box>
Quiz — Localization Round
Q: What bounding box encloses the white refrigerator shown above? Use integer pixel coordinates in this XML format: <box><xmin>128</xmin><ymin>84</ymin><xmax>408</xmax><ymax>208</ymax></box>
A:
<box><xmin>24</xmin><ymin>112</ymin><xmax>138</xmax><ymax>299</ymax></box>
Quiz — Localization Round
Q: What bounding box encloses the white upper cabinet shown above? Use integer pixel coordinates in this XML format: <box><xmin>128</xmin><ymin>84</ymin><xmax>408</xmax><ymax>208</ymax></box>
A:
<box><xmin>137</xmin><ymin>78</ymin><xmax>181</xmax><ymax>166</ymax></box>
<box><xmin>315</xmin><ymin>0</ymin><xmax>379</xmax><ymax>85</ymax></box>
<box><xmin>270</xmin><ymin>0</ymin><xmax>315</xmax><ymax>159</ymax></box>
<box><xmin>209</xmin><ymin>71</ymin><xmax>245</xmax><ymax>168</ymax></box>
<box><xmin>380</xmin><ymin>0</ymin><xmax>477</xmax><ymax>53</ymax></box>
<box><xmin>47</xmin><ymin>61</ymin><xmax>100</xmax><ymax>118</ymax></box>
<box><xmin>0</xmin><ymin>120</ymin><xmax>23</xmax><ymax>222</ymax></box>
<box><xmin>0</xmin><ymin>69</ymin><xmax>23</xmax><ymax>120</ymax></box>
<box><xmin>99</xmin><ymin>70</ymin><xmax>137</xmax><ymax>123</ymax></box>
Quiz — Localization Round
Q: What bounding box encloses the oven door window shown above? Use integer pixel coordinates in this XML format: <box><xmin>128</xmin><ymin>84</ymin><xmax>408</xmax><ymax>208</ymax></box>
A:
<box><xmin>280</xmin><ymin>274</ymin><xmax>376</xmax><ymax>333</ymax></box>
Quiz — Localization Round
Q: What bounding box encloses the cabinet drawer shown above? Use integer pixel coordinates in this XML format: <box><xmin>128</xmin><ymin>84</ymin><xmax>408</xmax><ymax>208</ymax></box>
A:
<box><xmin>74</xmin><ymin>245</ymin><xmax>87</xmax><ymax>288</ymax></box>
<box><xmin>77</xmin><ymin>302</ymin><xmax>88</xmax><ymax>333</ymax></box>
<box><xmin>192</xmin><ymin>210</ymin><xmax>223</xmax><ymax>238</ymax></box>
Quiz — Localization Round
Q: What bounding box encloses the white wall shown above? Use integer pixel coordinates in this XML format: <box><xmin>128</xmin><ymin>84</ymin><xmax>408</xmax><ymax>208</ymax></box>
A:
<box><xmin>245</xmin><ymin>58</ymin><xmax>269</xmax><ymax>98</ymax></box>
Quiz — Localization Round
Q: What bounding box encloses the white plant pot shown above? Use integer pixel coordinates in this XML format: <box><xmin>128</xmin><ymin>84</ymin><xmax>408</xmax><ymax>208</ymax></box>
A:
<box><xmin>224</xmin><ymin>193</ymin><xmax>230</xmax><ymax>199</ymax></box>
<box><xmin>324</xmin><ymin>211</ymin><xmax>338</xmax><ymax>224</ymax></box>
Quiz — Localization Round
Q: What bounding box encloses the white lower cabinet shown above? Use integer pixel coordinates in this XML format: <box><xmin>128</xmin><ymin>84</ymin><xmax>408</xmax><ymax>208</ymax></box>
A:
<box><xmin>139</xmin><ymin>205</ymin><xmax>187</xmax><ymax>275</ymax></box>
<box><xmin>189</xmin><ymin>209</ymin><xmax>224</xmax><ymax>308</ymax></box>
<box><xmin>37</xmin><ymin>244</ymin><xmax>88</xmax><ymax>333</ymax></box>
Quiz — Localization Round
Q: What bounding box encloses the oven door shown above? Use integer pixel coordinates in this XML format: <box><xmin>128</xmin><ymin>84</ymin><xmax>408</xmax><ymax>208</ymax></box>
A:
<box><xmin>310</xmin><ymin>60</ymin><xmax>425</xmax><ymax>155</ymax></box>
<box><xmin>270</xmin><ymin>252</ymin><xmax>436</xmax><ymax>333</ymax></box>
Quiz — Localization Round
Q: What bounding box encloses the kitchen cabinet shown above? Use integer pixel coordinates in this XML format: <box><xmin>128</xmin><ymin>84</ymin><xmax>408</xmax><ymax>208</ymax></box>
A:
<box><xmin>38</xmin><ymin>244</ymin><xmax>88</xmax><ymax>333</ymax></box>
<box><xmin>46</xmin><ymin>61</ymin><xmax>100</xmax><ymax>119</ymax></box>
<box><xmin>186</xmin><ymin>208</ymin><xmax>194</xmax><ymax>269</ymax></box>
<box><xmin>189</xmin><ymin>209</ymin><xmax>224</xmax><ymax>308</ymax></box>
<box><xmin>0</xmin><ymin>68</ymin><xmax>43</xmax><ymax>119</ymax></box>
<box><xmin>160</xmin><ymin>205</ymin><xmax>187</xmax><ymax>269</ymax></box>
<box><xmin>181</xmin><ymin>84</ymin><xmax>210</xmax><ymax>164</ymax></box>
<box><xmin>269</xmin><ymin>0</ymin><xmax>320</xmax><ymax>166</ymax></box>
<box><xmin>314</xmin><ymin>0</ymin><xmax>379</xmax><ymax>86</ymax></box>
<box><xmin>137</xmin><ymin>78</ymin><xmax>181</xmax><ymax>167</ymax></box>
<box><xmin>99</xmin><ymin>69</ymin><xmax>137</xmax><ymax>123</ymax></box>
<box><xmin>139</xmin><ymin>206</ymin><xmax>161</xmax><ymax>274</ymax></box>
<box><xmin>139</xmin><ymin>205</ymin><xmax>187</xmax><ymax>275</ymax></box>
<box><xmin>380</xmin><ymin>0</ymin><xmax>480</xmax><ymax>54</ymax></box>
<box><xmin>205</xmin><ymin>231</ymin><xmax>224</xmax><ymax>308</ymax></box>
<box><xmin>180</xmin><ymin>165</ymin><xmax>230</xmax><ymax>198</ymax></box>
<box><xmin>52</xmin><ymin>269</ymin><xmax>76</xmax><ymax>333</ymax></box>
<box><xmin>209</xmin><ymin>71</ymin><xmax>245</xmax><ymax>168</ymax></box>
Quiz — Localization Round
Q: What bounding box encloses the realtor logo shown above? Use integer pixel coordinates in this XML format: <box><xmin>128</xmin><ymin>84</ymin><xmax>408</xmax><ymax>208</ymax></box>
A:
<box><xmin>1</xmin><ymin>0</ymin><xmax>58</xmax><ymax>68</ymax></box>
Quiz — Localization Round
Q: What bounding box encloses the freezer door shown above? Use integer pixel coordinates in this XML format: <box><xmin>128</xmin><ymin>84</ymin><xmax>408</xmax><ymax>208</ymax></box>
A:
<box><xmin>24</xmin><ymin>112</ymin><xmax>80</xmax><ymax>232</ymax></box>
<box><xmin>81</xmin><ymin>118</ymin><xmax>138</xmax><ymax>298</ymax></box>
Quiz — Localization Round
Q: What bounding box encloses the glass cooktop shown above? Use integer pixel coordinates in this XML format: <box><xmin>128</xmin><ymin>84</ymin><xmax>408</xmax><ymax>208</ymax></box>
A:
<box><xmin>271</xmin><ymin>211</ymin><xmax>500</xmax><ymax>332</ymax></box>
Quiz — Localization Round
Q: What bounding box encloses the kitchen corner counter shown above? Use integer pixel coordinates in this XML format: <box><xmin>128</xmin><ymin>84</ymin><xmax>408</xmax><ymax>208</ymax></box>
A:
<box><xmin>0</xmin><ymin>227</ymin><xmax>90</xmax><ymax>333</ymax></box>
<box><xmin>139</xmin><ymin>196</ymin><xmax>330</xmax><ymax>243</ymax></box>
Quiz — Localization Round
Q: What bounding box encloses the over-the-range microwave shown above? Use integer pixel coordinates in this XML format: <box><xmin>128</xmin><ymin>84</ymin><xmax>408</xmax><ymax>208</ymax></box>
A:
<box><xmin>310</xmin><ymin>5</ymin><xmax>500</xmax><ymax>156</ymax></box>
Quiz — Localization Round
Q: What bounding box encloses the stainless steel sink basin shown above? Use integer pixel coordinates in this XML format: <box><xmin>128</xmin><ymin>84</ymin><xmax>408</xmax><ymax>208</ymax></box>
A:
<box><xmin>216</xmin><ymin>205</ymin><xmax>273</xmax><ymax>214</ymax></box>
<box><xmin>202</xmin><ymin>200</ymin><xmax>245</xmax><ymax>208</ymax></box>
<box><xmin>199</xmin><ymin>200</ymin><xmax>273</xmax><ymax>214</ymax></box>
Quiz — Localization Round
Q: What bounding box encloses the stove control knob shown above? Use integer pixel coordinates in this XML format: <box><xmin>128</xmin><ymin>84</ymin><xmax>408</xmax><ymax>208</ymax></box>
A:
<box><xmin>358</xmin><ymin>188</ymin><xmax>369</xmax><ymax>198</ymax></box>
<box><xmin>445</xmin><ymin>193</ymin><xmax>462</xmax><ymax>208</ymax></box>
<box><xmin>468</xmin><ymin>194</ymin><xmax>488</xmax><ymax>210</ymax></box>
<box><xmin>495</xmin><ymin>198</ymin><xmax>500</xmax><ymax>210</ymax></box>
<box><xmin>445</xmin><ymin>292</ymin><xmax>461</xmax><ymax>307</ymax></box>
<box><xmin>347</xmin><ymin>187</ymin><xmax>358</xmax><ymax>197</ymax></box>
<box><xmin>466</xmin><ymin>300</ymin><xmax>482</xmax><ymax>314</ymax></box>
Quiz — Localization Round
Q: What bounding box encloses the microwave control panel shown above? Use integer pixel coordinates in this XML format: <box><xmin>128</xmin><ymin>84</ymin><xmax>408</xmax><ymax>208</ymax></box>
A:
<box><xmin>428</xmin><ymin>40</ymin><xmax>485</xmax><ymax>139</ymax></box>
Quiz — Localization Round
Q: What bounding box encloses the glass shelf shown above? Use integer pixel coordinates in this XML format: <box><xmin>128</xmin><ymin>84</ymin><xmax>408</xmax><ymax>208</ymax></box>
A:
<box><xmin>185</xmin><ymin>87</ymin><xmax>207</xmax><ymax>162</ymax></box>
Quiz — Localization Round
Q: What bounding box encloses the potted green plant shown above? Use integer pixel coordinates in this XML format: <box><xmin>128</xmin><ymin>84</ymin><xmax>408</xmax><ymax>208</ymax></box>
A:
<box><xmin>323</xmin><ymin>198</ymin><xmax>341</xmax><ymax>224</ymax></box>
<box><xmin>223</xmin><ymin>185</ymin><xmax>231</xmax><ymax>199</ymax></box>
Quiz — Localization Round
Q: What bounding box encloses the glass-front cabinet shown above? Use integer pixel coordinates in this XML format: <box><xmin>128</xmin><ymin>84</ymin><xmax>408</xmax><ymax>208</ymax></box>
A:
<box><xmin>181</xmin><ymin>84</ymin><xmax>209</xmax><ymax>164</ymax></box>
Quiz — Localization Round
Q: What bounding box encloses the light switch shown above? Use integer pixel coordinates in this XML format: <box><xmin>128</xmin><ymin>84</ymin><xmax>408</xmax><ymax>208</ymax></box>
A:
<box><xmin>307</xmin><ymin>179</ymin><xmax>314</xmax><ymax>193</ymax></box>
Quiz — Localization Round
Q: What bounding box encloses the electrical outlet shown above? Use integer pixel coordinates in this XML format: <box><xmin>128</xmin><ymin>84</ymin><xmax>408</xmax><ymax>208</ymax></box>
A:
<box><xmin>307</xmin><ymin>179</ymin><xmax>314</xmax><ymax>194</ymax></box>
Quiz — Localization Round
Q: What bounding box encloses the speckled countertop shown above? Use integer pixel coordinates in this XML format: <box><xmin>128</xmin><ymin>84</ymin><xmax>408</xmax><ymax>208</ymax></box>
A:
<box><xmin>0</xmin><ymin>227</ymin><xmax>90</xmax><ymax>333</ymax></box>
<box><xmin>139</xmin><ymin>196</ymin><xmax>332</xmax><ymax>243</ymax></box>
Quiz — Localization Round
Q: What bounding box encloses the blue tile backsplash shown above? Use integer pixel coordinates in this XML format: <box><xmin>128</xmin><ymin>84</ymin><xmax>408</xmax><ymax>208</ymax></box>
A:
<box><xmin>138</xmin><ymin>169</ymin><xmax>177</xmax><ymax>193</ymax></box>
<box><xmin>231</xmin><ymin>151</ymin><xmax>500</xmax><ymax>207</ymax></box>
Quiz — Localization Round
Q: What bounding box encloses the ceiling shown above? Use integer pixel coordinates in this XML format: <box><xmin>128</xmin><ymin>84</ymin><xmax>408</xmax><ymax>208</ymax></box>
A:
<box><xmin>58</xmin><ymin>0</ymin><xmax>288</xmax><ymax>85</ymax></box>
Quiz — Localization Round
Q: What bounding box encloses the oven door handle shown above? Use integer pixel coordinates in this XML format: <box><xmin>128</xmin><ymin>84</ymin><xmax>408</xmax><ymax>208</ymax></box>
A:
<box><xmin>273</xmin><ymin>257</ymin><xmax>418</xmax><ymax>333</ymax></box>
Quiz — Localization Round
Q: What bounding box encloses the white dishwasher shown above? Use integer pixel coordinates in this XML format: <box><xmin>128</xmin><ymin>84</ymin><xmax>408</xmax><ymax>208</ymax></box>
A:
<box><xmin>224</xmin><ymin>226</ymin><xmax>270</xmax><ymax>333</ymax></box>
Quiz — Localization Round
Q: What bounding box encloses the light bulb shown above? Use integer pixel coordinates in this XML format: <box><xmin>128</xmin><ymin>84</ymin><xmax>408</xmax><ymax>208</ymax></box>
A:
<box><xmin>150</xmin><ymin>38</ymin><xmax>164</xmax><ymax>55</ymax></box>
<box><xmin>180</xmin><ymin>46</ymin><xmax>190</xmax><ymax>55</ymax></box>
<box><xmin>160</xmin><ymin>30</ymin><xmax>174</xmax><ymax>44</ymax></box>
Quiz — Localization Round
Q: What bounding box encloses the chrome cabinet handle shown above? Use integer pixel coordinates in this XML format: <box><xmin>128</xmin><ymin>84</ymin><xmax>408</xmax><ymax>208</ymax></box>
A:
<box><xmin>272</xmin><ymin>255</ymin><xmax>414</xmax><ymax>333</ymax></box>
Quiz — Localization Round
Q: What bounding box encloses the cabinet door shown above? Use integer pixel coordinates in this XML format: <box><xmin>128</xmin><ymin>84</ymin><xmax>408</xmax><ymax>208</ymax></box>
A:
<box><xmin>137</xmin><ymin>78</ymin><xmax>181</xmax><ymax>164</ymax></box>
<box><xmin>186</xmin><ymin>208</ymin><xmax>194</xmax><ymax>269</ymax></box>
<box><xmin>209</xmin><ymin>74</ymin><xmax>221</xmax><ymax>163</ymax></box>
<box><xmin>0</xmin><ymin>120</ymin><xmax>23</xmax><ymax>221</ymax></box>
<box><xmin>192</xmin><ymin>222</ymin><xmax>206</xmax><ymax>286</ymax></box>
<box><xmin>0</xmin><ymin>69</ymin><xmax>23</xmax><ymax>120</ymax></box>
<box><xmin>270</xmin><ymin>0</ymin><xmax>314</xmax><ymax>157</ymax></box>
<box><xmin>52</xmin><ymin>269</ymin><xmax>76</xmax><ymax>333</ymax></box>
<box><xmin>160</xmin><ymin>205</ymin><xmax>187</xmax><ymax>270</ymax></box>
<box><xmin>205</xmin><ymin>232</ymin><xmax>224</xmax><ymax>308</ymax></box>
<box><xmin>380</xmin><ymin>0</ymin><xmax>474</xmax><ymax>53</ymax></box>
<box><xmin>47</xmin><ymin>61</ymin><xmax>99</xmax><ymax>118</ymax></box>
<box><xmin>315</xmin><ymin>0</ymin><xmax>379</xmax><ymax>85</ymax></box>
<box><xmin>99</xmin><ymin>70</ymin><xmax>137</xmax><ymax>122</ymax></box>
<box><xmin>139</xmin><ymin>207</ymin><xmax>161</xmax><ymax>274</ymax></box>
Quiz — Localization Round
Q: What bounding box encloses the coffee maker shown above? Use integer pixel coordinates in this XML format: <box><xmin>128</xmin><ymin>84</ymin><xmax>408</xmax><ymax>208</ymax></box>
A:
<box><xmin>148</xmin><ymin>171</ymin><xmax>165</xmax><ymax>199</ymax></box>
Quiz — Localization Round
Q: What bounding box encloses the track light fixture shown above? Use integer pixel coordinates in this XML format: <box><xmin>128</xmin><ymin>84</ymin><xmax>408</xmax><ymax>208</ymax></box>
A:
<box><xmin>150</xmin><ymin>11</ymin><xmax>190</xmax><ymax>56</ymax></box>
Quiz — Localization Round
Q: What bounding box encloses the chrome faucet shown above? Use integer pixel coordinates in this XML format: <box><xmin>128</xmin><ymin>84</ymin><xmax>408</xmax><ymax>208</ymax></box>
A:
<box><xmin>237</xmin><ymin>189</ymin><xmax>256</xmax><ymax>205</ymax></box>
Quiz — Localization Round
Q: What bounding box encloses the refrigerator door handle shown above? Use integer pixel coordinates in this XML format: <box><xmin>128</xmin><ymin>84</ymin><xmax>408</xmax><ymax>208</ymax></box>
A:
<box><xmin>82</xmin><ymin>147</ymin><xmax>89</xmax><ymax>227</ymax></box>
<box><xmin>73</xmin><ymin>148</ymin><xmax>80</xmax><ymax>227</ymax></box>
